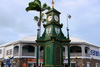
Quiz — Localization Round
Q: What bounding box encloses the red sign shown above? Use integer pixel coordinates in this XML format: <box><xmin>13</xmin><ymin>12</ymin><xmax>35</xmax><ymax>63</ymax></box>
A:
<box><xmin>28</xmin><ymin>59</ymin><xmax>43</xmax><ymax>62</ymax></box>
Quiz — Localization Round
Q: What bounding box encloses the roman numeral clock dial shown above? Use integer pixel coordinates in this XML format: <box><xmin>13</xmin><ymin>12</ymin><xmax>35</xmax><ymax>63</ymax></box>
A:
<box><xmin>54</xmin><ymin>15</ymin><xmax>59</xmax><ymax>21</ymax></box>
<box><xmin>47</xmin><ymin>16</ymin><xmax>52</xmax><ymax>21</ymax></box>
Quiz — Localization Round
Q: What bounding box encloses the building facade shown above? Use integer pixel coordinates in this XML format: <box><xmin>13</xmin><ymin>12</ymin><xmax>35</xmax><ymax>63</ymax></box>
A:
<box><xmin>0</xmin><ymin>36</ymin><xmax>100</xmax><ymax>67</ymax></box>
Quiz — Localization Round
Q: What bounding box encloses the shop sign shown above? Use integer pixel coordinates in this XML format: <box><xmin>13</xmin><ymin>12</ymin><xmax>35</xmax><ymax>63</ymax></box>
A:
<box><xmin>28</xmin><ymin>59</ymin><xmax>43</xmax><ymax>62</ymax></box>
<box><xmin>28</xmin><ymin>59</ymin><xmax>36</xmax><ymax>62</ymax></box>
<box><xmin>91</xmin><ymin>50</ymin><xmax>100</xmax><ymax>56</ymax></box>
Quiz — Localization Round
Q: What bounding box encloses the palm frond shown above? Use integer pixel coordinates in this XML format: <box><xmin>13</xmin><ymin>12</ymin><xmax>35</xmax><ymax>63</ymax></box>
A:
<box><xmin>43</xmin><ymin>3</ymin><xmax>47</xmax><ymax>8</ymax></box>
<box><xmin>42</xmin><ymin>19</ymin><xmax>46</xmax><ymax>23</ymax></box>
<box><xmin>46</xmin><ymin>6</ymin><xmax>51</xmax><ymax>10</ymax></box>
<box><xmin>34</xmin><ymin>16</ymin><xmax>39</xmax><ymax>22</ymax></box>
<box><xmin>41</xmin><ymin>3</ymin><xmax>47</xmax><ymax>11</ymax></box>
<box><xmin>34</xmin><ymin>0</ymin><xmax>41</xmax><ymax>7</ymax></box>
<box><xmin>41</xmin><ymin>3</ymin><xmax>51</xmax><ymax>11</ymax></box>
<box><xmin>26</xmin><ymin>1</ymin><xmax>41</xmax><ymax>12</ymax></box>
<box><xmin>26</xmin><ymin>0</ymin><xmax>50</xmax><ymax>26</ymax></box>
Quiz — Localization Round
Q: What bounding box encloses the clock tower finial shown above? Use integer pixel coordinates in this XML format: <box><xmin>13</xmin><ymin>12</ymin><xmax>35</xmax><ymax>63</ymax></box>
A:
<box><xmin>52</xmin><ymin>0</ymin><xmax>54</xmax><ymax>8</ymax></box>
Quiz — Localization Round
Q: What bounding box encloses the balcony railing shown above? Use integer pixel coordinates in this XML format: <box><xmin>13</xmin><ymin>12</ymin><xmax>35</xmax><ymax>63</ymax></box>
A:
<box><xmin>70</xmin><ymin>53</ymin><xmax>82</xmax><ymax>56</ymax></box>
<box><xmin>40</xmin><ymin>52</ymin><xmax>43</xmax><ymax>58</ymax></box>
<box><xmin>14</xmin><ymin>52</ymin><xmax>35</xmax><ymax>56</ymax></box>
<box><xmin>85</xmin><ymin>54</ymin><xmax>90</xmax><ymax>57</ymax></box>
<box><xmin>22</xmin><ymin>52</ymin><xmax>35</xmax><ymax>56</ymax></box>
<box><xmin>14</xmin><ymin>53</ymin><xmax>18</xmax><ymax>56</ymax></box>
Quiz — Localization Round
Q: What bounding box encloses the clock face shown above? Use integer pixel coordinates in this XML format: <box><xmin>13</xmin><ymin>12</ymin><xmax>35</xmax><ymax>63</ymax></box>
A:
<box><xmin>54</xmin><ymin>15</ymin><xmax>59</xmax><ymax>21</ymax></box>
<box><xmin>48</xmin><ymin>16</ymin><xmax>52</xmax><ymax>21</ymax></box>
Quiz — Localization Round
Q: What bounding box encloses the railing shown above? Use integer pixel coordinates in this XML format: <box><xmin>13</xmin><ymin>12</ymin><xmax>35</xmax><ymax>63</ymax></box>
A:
<box><xmin>14</xmin><ymin>52</ymin><xmax>35</xmax><ymax>56</ymax></box>
<box><xmin>40</xmin><ymin>52</ymin><xmax>43</xmax><ymax>58</ymax></box>
<box><xmin>14</xmin><ymin>52</ymin><xmax>90</xmax><ymax>57</ymax></box>
<box><xmin>70</xmin><ymin>53</ymin><xmax>82</xmax><ymax>56</ymax></box>
<box><xmin>22</xmin><ymin>52</ymin><xmax>35</xmax><ymax>56</ymax></box>
<box><xmin>85</xmin><ymin>54</ymin><xmax>90</xmax><ymax>57</ymax></box>
<box><xmin>14</xmin><ymin>53</ymin><xmax>18</xmax><ymax>56</ymax></box>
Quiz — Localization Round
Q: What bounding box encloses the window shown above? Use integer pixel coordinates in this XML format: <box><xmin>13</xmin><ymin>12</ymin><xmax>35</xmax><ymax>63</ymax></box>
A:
<box><xmin>70</xmin><ymin>46</ymin><xmax>81</xmax><ymax>53</ymax></box>
<box><xmin>6</xmin><ymin>49</ymin><xmax>12</xmax><ymax>55</ymax></box>
<box><xmin>85</xmin><ymin>47</ymin><xmax>90</xmax><ymax>54</ymax></box>
<box><xmin>28</xmin><ymin>46</ymin><xmax>34</xmax><ymax>52</ymax></box>
<box><xmin>10</xmin><ymin>49</ymin><xmax>12</xmax><ymax>54</ymax></box>
<box><xmin>23</xmin><ymin>45</ymin><xmax>35</xmax><ymax>52</ymax></box>
<box><xmin>0</xmin><ymin>49</ymin><xmax>2</xmax><ymax>54</ymax></box>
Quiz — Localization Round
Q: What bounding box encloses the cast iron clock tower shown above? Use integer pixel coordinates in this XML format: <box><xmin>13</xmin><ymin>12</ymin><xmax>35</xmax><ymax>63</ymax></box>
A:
<box><xmin>36</xmin><ymin>0</ymin><xmax>70</xmax><ymax>67</ymax></box>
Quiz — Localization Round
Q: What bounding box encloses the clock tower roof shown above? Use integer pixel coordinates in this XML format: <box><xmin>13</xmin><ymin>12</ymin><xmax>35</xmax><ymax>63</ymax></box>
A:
<box><xmin>46</xmin><ymin>8</ymin><xmax>61</xmax><ymax>14</ymax></box>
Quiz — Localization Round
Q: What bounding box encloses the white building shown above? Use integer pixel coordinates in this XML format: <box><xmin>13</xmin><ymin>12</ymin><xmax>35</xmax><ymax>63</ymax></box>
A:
<box><xmin>0</xmin><ymin>36</ymin><xmax>100</xmax><ymax>67</ymax></box>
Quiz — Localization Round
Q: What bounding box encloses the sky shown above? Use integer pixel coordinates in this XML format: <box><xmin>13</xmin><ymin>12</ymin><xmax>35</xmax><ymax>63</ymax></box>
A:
<box><xmin>0</xmin><ymin>0</ymin><xmax>100</xmax><ymax>46</ymax></box>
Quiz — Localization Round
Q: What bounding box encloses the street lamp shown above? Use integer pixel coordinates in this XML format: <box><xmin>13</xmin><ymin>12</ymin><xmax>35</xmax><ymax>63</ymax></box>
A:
<box><xmin>66</xmin><ymin>14</ymin><xmax>71</xmax><ymax>67</ymax></box>
<box><xmin>75</xmin><ymin>56</ymin><xmax>78</xmax><ymax>67</ymax></box>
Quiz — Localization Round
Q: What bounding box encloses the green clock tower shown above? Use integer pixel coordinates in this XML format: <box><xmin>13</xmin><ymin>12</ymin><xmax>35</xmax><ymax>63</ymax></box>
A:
<box><xmin>36</xmin><ymin>0</ymin><xmax>70</xmax><ymax>67</ymax></box>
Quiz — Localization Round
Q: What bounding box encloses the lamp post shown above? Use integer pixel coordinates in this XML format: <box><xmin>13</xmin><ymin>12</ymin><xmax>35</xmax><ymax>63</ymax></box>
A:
<box><xmin>36</xmin><ymin>30</ymin><xmax>40</xmax><ymax>67</ymax></box>
<box><xmin>75</xmin><ymin>56</ymin><xmax>78</xmax><ymax>67</ymax></box>
<box><xmin>66</xmin><ymin>14</ymin><xmax>71</xmax><ymax>67</ymax></box>
<box><xmin>36</xmin><ymin>45</ymin><xmax>39</xmax><ymax>67</ymax></box>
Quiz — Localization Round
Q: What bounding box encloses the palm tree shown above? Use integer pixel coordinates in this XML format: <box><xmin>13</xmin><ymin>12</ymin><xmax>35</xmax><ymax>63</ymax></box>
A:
<box><xmin>26</xmin><ymin>0</ymin><xmax>51</xmax><ymax>38</ymax></box>
<box><xmin>34</xmin><ymin>13</ymin><xmax>46</xmax><ymax>24</ymax></box>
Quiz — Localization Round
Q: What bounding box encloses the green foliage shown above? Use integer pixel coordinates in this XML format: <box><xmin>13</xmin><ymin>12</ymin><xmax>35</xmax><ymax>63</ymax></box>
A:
<box><xmin>26</xmin><ymin>0</ymin><xmax>51</xmax><ymax>25</ymax></box>
<box><xmin>41</xmin><ymin>3</ymin><xmax>51</xmax><ymax>11</ymax></box>
<box><xmin>26</xmin><ymin>1</ymin><xmax>41</xmax><ymax>12</ymax></box>
<box><xmin>26</xmin><ymin>0</ymin><xmax>51</xmax><ymax>12</ymax></box>
<box><xmin>34</xmin><ymin>13</ymin><xmax>46</xmax><ymax>23</ymax></box>
<box><xmin>34</xmin><ymin>16</ymin><xmax>39</xmax><ymax>22</ymax></box>
<box><xmin>42</xmin><ymin>19</ymin><xmax>46</xmax><ymax>23</ymax></box>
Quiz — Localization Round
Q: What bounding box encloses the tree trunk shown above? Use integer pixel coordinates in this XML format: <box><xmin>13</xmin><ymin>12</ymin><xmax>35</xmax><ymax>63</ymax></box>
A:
<box><xmin>37</xmin><ymin>10</ymin><xmax>42</xmax><ymax>39</ymax></box>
